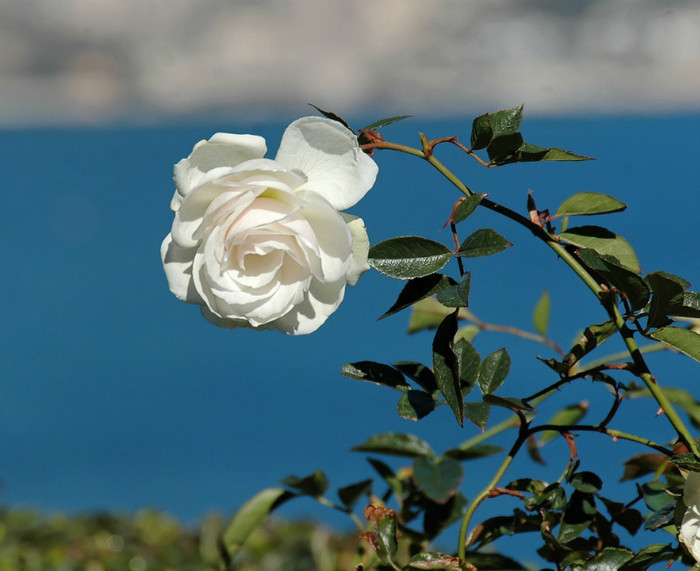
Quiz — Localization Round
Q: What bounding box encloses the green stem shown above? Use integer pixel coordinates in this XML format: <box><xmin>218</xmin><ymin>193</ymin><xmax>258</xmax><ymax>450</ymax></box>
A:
<box><xmin>457</xmin><ymin>446</ymin><xmax>519</xmax><ymax>561</ymax></box>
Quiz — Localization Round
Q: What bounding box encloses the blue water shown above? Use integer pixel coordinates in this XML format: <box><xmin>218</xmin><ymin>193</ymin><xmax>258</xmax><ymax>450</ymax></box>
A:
<box><xmin>2</xmin><ymin>114</ymin><xmax>699</xmax><ymax>563</ymax></box>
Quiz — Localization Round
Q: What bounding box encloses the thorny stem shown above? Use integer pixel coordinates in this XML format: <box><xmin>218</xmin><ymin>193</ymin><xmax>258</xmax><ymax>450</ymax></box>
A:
<box><xmin>362</xmin><ymin>137</ymin><xmax>700</xmax><ymax>561</ymax></box>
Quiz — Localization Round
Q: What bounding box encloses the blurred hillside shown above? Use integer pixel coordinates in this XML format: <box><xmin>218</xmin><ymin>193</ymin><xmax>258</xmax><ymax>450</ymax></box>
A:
<box><xmin>2</xmin><ymin>0</ymin><xmax>699</xmax><ymax>125</ymax></box>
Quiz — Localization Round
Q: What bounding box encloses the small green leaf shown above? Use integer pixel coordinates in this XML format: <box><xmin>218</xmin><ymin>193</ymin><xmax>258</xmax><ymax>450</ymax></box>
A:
<box><xmin>568</xmin><ymin>471</ymin><xmax>603</xmax><ymax>494</ymax></box>
<box><xmin>408</xmin><ymin>297</ymin><xmax>470</xmax><ymax>333</ymax></box>
<box><xmin>487</xmin><ymin>132</ymin><xmax>524</xmax><ymax>164</ymax></box>
<box><xmin>341</xmin><ymin>361</ymin><xmax>410</xmax><ymax>390</ymax></box>
<box><xmin>393</xmin><ymin>361</ymin><xmax>438</xmax><ymax>393</ymax></box>
<box><xmin>565</xmin><ymin>320</ymin><xmax>617</xmax><ymax>368</ymax></box>
<box><xmin>369</xmin><ymin>236</ymin><xmax>453</xmax><ymax>279</ymax></box>
<box><xmin>618</xmin><ymin>544</ymin><xmax>675</xmax><ymax>570</ymax></box>
<box><xmin>405</xmin><ymin>552</ymin><xmax>472</xmax><ymax>570</ymax></box>
<box><xmin>436</xmin><ymin>272</ymin><xmax>471</xmax><ymax>308</ymax></box>
<box><xmin>454</xmin><ymin>337</ymin><xmax>480</xmax><ymax>396</ymax></box>
<box><xmin>360</xmin><ymin>114</ymin><xmax>412</xmax><ymax>131</ymax></box>
<box><xmin>483</xmin><ymin>394</ymin><xmax>533</xmax><ymax>411</ymax></box>
<box><xmin>433</xmin><ymin>312</ymin><xmax>464</xmax><ymax>426</ymax></box>
<box><xmin>516</xmin><ymin>142</ymin><xmax>592</xmax><ymax>162</ymax></box>
<box><xmin>444</xmin><ymin>443</ymin><xmax>503</xmax><ymax>461</ymax></box>
<box><xmin>308</xmin><ymin>104</ymin><xmax>353</xmax><ymax>131</ymax></box>
<box><xmin>398</xmin><ymin>390</ymin><xmax>436</xmax><ymax>421</ymax></box>
<box><xmin>337</xmin><ymin>479</ymin><xmax>373</xmax><ymax>509</ymax></box>
<box><xmin>489</xmin><ymin>105</ymin><xmax>524</xmax><ymax>137</ymax></box>
<box><xmin>560</xmin><ymin>226</ymin><xmax>641</xmax><ymax>274</ymax></box>
<box><xmin>413</xmin><ymin>456</ymin><xmax>464</xmax><ymax>503</ymax></box>
<box><xmin>470</xmin><ymin>113</ymin><xmax>493</xmax><ymax>150</ymax></box>
<box><xmin>477</xmin><ymin>348</ymin><xmax>511</xmax><ymax>395</ymax></box>
<box><xmin>452</xmin><ymin>194</ymin><xmax>485</xmax><ymax>224</ymax></box>
<box><xmin>222</xmin><ymin>488</ymin><xmax>295</xmax><ymax>558</ymax></box>
<box><xmin>669</xmin><ymin>453</ymin><xmax>700</xmax><ymax>471</ymax></box>
<box><xmin>380</xmin><ymin>273</ymin><xmax>456</xmax><ymax>319</ymax></box>
<box><xmin>646</xmin><ymin>271</ymin><xmax>687</xmax><ymax>328</ymax></box>
<box><xmin>555</xmin><ymin>192</ymin><xmax>627</xmax><ymax>217</ymax></box>
<box><xmin>281</xmin><ymin>471</ymin><xmax>328</xmax><ymax>497</ymax></box>
<box><xmin>353</xmin><ymin>432</ymin><xmax>433</xmax><ymax>458</ymax></box>
<box><xmin>464</xmin><ymin>401</ymin><xmax>490</xmax><ymax>430</ymax></box>
<box><xmin>457</xmin><ymin>228</ymin><xmax>513</xmax><ymax>258</ymax></box>
<box><xmin>533</xmin><ymin>290</ymin><xmax>551</xmax><ymax>336</ymax></box>
<box><xmin>650</xmin><ymin>326</ymin><xmax>700</xmax><ymax>363</ymax></box>
<box><xmin>580</xmin><ymin>547</ymin><xmax>633</xmax><ymax>570</ymax></box>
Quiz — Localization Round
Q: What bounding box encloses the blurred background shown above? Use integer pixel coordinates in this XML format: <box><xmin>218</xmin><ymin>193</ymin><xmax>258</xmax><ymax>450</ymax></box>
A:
<box><xmin>2</xmin><ymin>0</ymin><xmax>700</xmax><ymax>125</ymax></box>
<box><xmin>2</xmin><ymin>0</ymin><xmax>700</xmax><ymax>565</ymax></box>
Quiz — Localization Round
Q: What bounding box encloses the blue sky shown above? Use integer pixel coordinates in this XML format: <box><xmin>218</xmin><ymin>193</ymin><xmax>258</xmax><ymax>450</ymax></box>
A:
<box><xmin>2</xmin><ymin>113</ymin><xmax>699</xmax><ymax>551</ymax></box>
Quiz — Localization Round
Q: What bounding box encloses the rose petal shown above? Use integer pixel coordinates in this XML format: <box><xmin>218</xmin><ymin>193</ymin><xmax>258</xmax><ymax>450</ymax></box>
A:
<box><xmin>297</xmin><ymin>190</ymin><xmax>353</xmax><ymax>282</ymax></box>
<box><xmin>173</xmin><ymin>133</ymin><xmax>267</xmax><ymax>206</ymax></box>
<box><xmin>160</xmin><ymin>234</ymin><xmax>202</xmax><ymax>304</ymax></box>
<box><xmin>341</xmin><ymin>213</ymin><xmax>370</xmax><ymax>286</ymax></box>
<box><xmin>680</xmin><ymin>504</ymin><xmax>700</xmax><ymax>563</ymax></box>
<box><xmin>271</xmin><ymin>277</ymin><xmax>346</xmax><ymax>335</ymax></box>
<box><xmin>275</xmin><ymin>116</ymin><xmax>378</xmax><ymax>211</ymax></box>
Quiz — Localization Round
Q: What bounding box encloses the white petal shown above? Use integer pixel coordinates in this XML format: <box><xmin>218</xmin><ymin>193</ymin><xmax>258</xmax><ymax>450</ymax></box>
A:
<box><xmin>680</xmin><ymin>505</ymin><xmax>700</xmax><ymax>563</ymax></box>
<box><xmin>297</xmin><ymin>190</ymin><xmax>353</xmax><ymax>282</ymax></box>
<box><xmin>160</xmin><ymin>234</ymin><xmax>202</xmax><ymax>304</ymax></box>
<box><xmin>173</xmin><ymin>133</ymin><xmax>267</xmax><ymax>201</ymax></box>
<box><xmin>275</xmin><ymin>116</ymin><xmax>378</xmax><ymax>211</ymax></box>
<box><xmin>270</xmin><ymin>277</ymin><xmax>346</xmax><ymax>335</ymax></box>
<box><xmin>341</xmin><ymin>213</ymin><xmax>370</xmax><ymax>286</ymax></box>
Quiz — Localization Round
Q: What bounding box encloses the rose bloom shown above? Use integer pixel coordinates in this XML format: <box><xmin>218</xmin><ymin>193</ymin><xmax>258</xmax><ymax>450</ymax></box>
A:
<box><xmin>161</xmin><ymin>116</ymin><xmax>378</xmax><ymax>334</ymax></box>
<box><xmin>680</xmin><ymin>470</ymin><xmax>700</xmax><ymax>564</ymax></box>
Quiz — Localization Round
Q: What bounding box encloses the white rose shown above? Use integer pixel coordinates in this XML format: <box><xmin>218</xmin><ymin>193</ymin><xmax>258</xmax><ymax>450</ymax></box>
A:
<box><xmin>680</xmin><ymin>471</ymin><xmax>700</xmax><ymax>564</ymax></box>
<box><xmin>161</xmin><ymin>116</ymin><xmax>378</xmax><ymax>335</ymax></box>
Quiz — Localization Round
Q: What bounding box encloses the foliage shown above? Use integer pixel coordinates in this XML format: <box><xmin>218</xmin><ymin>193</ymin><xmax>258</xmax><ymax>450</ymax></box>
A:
<box><xmin>166</xmin><ymin>106</ymin><xmax>700</xmax><ymax>569</ymax></box>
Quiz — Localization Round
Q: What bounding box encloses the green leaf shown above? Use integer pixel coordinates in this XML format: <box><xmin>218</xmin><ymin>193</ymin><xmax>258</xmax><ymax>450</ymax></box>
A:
<box><xmin>444</xmin><ymin>443</ymin><xmax>503</xmax><ymax>461</ymax></box>
<box><xmin>360</xmin><ymin>114</ymin><xmax>412</xmax><ymax>131</ymax></box>
<box><xmin>353</xmin><ymin>433</ymin><xmax>433</xmax><ymax>458</ymax></box>
<box><xmin>483</xmin><ymin>394</ymin><xmax>533</xmax><ymax>411</ymax></box>
<box><xmin>341</xmin><ymin>361</ymin><xmax>410</xmax><ymax>390</ymax></box>
<box><xmin>457</xmin><ymin>228</ymin><xmax>512</xmax><ymax>258</ymax></box>
<box><xmin>477</xmin><ymin>348</ymin><xmax>511</xmax><ymax>395</ymax></box>
<box><xmin>398</xmin><ymin>390</ymin><xmax>436</xmax><ymax>421</ymax></box>
<box><xmin>433</xmin><ymin>312</ymin><xmax>463</xmax><ymax>426</ymax></box>
<box><xmin>646</xmin><ymin>271</ymin><xmax>687</xmax><ymax>328</ymax></box>
<box><xmin>405</xmin><ymin>552</ymin><xmax>473</xmax><ymax>570</ymax></box>
<box><xmin>620</xmin><ymin>453</ymin><xmax>668</xmax><ymax>481</ymax></box>
<box><xmin>413</xmin><ymin>456</ymin><xmax>464</xmax><ymax>503</ymax></box>
<box><xmin>560</xmin><ymin>226</ymin><xmax>641</xmax><ymax>274</ymax></box>
<box><xmin>308</xmin><ymin>104</ymin><xmax>353</xmax><ymax>132</ymax></box>
<box><xmin>539</xmin><ymin>402</ymin><xmax>588</xmax><ymax>445</ymax></box>
<box><xmin>281</xmin><ymin>471</ymin><xmax>328</xmax><ymax>497</ymax></box>
<box><xmin>618</xmin><ymin>544</ymin><xmax>675</xmax><ymax>570</ymax></box>
<box><xmin>394</xmin><ymin>361</ymin><xmax>438</xmax><ymax>393</ymax></box>
<box><xmin>577</xmin><ymin>249</ymin><xmax>649</xmax><ymax>310</ymax></box>
<box><xmin>464</xmin><ymin>401</ymin><xmax>490</xmax><ymax>430</ymax></box>
<box><xmin>454</xmin><ymin>337</ymin><xmax>480</xmax><ymax>396</ymax></box>
<box><xmin>640</xmin><ymin>482</ymin><xmax>675</xmax><ymax>512</ymax></box>
<box><xmin>380</xmin><ymin>273</ymin><xmax>456</xmax><ymax>319</ymax></box>
<box><xmin>650</xmin><ymin>326</ymin><xmax>700</xmax><ymax>363</ymax></box>
<box><xmin>533</xmin><ymin>290</ymin><xmax>551</xmax><ymax>336</ymax></box>
<box><xmin>369</xmin><ymin>236</ymin><xmax>452</xmax><ymax>279</ymax></box>
<box><xmin>580</xmin><ymin>547</ymin><xmax>633</xmax><ymax>570</ymax></box>
<box><xmin>564</xmin><ymin>320</ymin><xmax>617</xmax><ymax>368</ymax></box>
<box><xmin>436</xmin><ymin>272</ymin><xmax>471</xmax><ymax>308</ymax></box>
<box><xmin>559</xmin><ymin>491</ymin><xmax>596</xmax><ymax>542</ymax></box>
<box><xmin>568</xmin><ymin>471</ymin><xmax>603</xmax><ymax>494</ymax></box>
<box><xmin>222</xmin><ymin>488</ymin><xmax>295</xmax><ymax>558</ymax></box>
<box><xmin>452</xmin><ymin>194</ymin><xmax>485</xmax><ymax>224</ymax></box>
<box><xmin>487</xmin><ymin>132</ymin><xmax>524</xmax><ymax>164</ymax></box>
<box><xmin>669</xmin><ymin>453</ymin><xmax>700</xmax><ymax>471</ymax></box>
<box><xmin>516</xmin><ymin>142</ymin><xmax>592</xmax><ymax>162</ymax></box>
<box><xmin>337</xmin><ymin>479</ymin><xmax>373</xmax><ymax>509</ymax></box>
<box><xmin>555</xmin><ymin>192</ymin><xmax>627</xmax><ymax>217</ymax></box>
<box><xmin>470</xmin><ymin>113</ymin><xmax>493</xmax><ymax>150</ymax></box>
